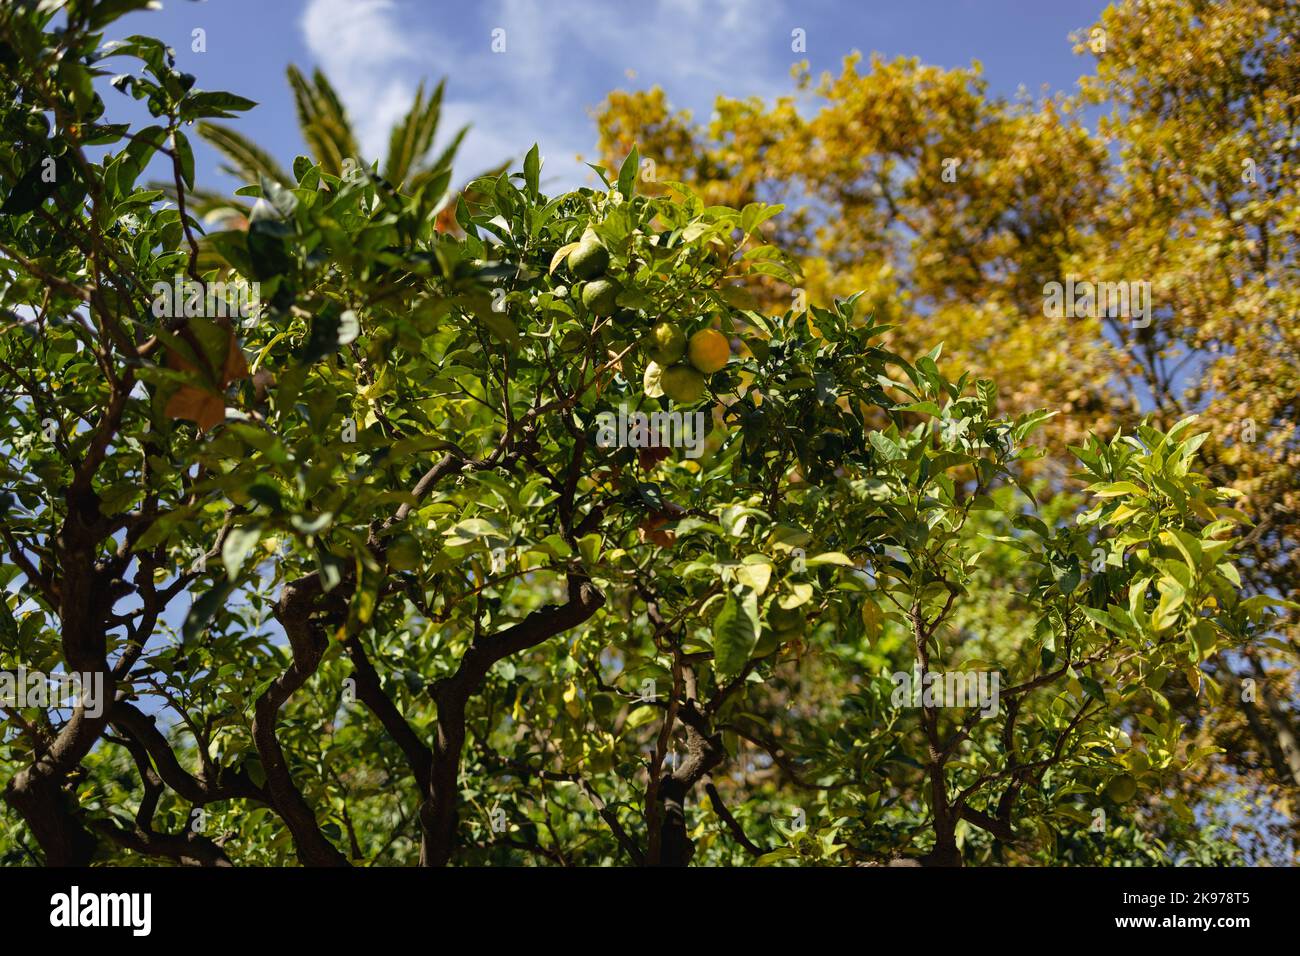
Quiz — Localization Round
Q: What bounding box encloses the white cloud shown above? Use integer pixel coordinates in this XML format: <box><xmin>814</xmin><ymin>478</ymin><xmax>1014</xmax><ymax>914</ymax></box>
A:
<box><xmin>298</xmin><ymin>0</ymin><xmax>424</xmax><ymax>159</ymax></box>
<box><xmin>300</xmin><ymin>0</ymin><xmax>791</xmax><ymax>189</ymax></box>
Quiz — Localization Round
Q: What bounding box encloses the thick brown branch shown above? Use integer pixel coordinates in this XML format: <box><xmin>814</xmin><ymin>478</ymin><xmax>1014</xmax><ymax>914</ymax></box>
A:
<box><xmin>705</xmin><ymin>781</ymin><xmax>765</xmax><ymax>856</ymax></box>
<box><xmin>420</xmin><ymin>573</ymin><xmax>605</xmax><ymax>866</ymax></box>
<box><xmin>344</xmin><ymin>635</ymin><xmax>433</xmax><ymax>791</ymax></box>
<box><xmin>253</xmin><ymin>574</ymin><xmax>349</xmax><ymax>866</ymax></box>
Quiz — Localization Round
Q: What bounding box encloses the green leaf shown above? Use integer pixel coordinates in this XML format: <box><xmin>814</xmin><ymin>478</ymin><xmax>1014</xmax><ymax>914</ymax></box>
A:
<box><xmin>1</xmin><ymin>154</ymin><xmax>71</xmax><ymax>216</ymax></box>
<box><xmin>1160</xmin><ymin>528</ymin><xmax>1201</xmax><ymax>568</ymax></box>
<box><xmin>735</xmin><ymin>561</ymin><xmax>772</xmax><ymax>595</ymax></box>
<box><xmin>1079</xmin><ymin>675</ymin><xmax>1106</xmax><ymax>702</ymax></box>
<box><xmin>713</xmin><ymin>590</ymin><xmax>760</xmax><ymax>681</ymax></box>
<box><xmin>861</xmin><ymin>596</ymin><xmax>882</xmax><ymax>641</ymax></box>
<box><xmin>900</xmin><ymin>401</ymin><xmax>943</xmax><ymax>417</ymax></box>
<box><xmin>0</xmin><ymin>597</ymin><xmax>19</xmax><ymax>648</ymax></box>
<box><xmin>172</xmin><ymin>128</ymin><xmax>195</xmax><ymax>191</ymax></box>
<box><xmin>1151</xmin><ymin>583</ymin><xmax>1185</xmax><ymax>631</ymax></box>
<box><xmin>444</xmin><ymin>518</ymin><xmax>502</xmax><ymax>546</ymax></box>
<box><xmin>1012</xmin><ymin>514</ymin><xmax>1050</xmax><ymax>538</ymax></box>
<box><xmin>778</xmin><ymin>583</ymin><xmax>813</xmax><ymax>610</ymax></box>
<box><xmin>805</xmin><ymin>552</ymin><xmax>856</xmax><ymax>568</ymax></box>
<box><xmin>290</xmin><ymin>512</ymin><xmax>333</xmax><ymax>534</ymax></box>
<box><xmin>523</xmin><ymin>144</ymin><xmax>540</xmax><ymax>198</ymax></box>
<box><xmin>1240</xmin><ymin>595</ymin><xmax>1300</xmax><ymax>615</ymax></box>
<box><xmin>1012</xmin><ymin>408</ymin><xmax>1056</xmax><ymax>441</ymax></box>
<box><xmin>300</xmin><ymin>306</ymin><xmax>358</xmax><ymax>363</ymax></box>
<box><xmin>617</xmin><ymin>146</ymin><xmax>639</xmax><ymax>200</ymax></box>
<box><xmin>222</xmin><ymin>525</ymin><xmax>263</xmax><ymax>580</ymax></box>
<box><xmin>1092</xmin><ymin>481</ymin><xmax>1147</xmax><ymax>498</ymax></box>
<box><xmin>549</xmin><ymin>242</ymin><xmax>581</xmax><ymax>274</ymax></box>
<box><xmin>466</xmin><ymin>295</ymin><xmax>519</xmax><ymax>350</ymax></box>
<box><xmin>185</xmin><ymin>90</ymin><xmax>259</xmax><ymax>119</ymax></box>
<box><xmin>740</xmin><ymin>202</ymin><xmax>784</xmax><ymax>235</ymax></box>
<box><xmin>88</xmin><ymin>0</ymin><xmax>162</xmax><ymax>31</ymax></box>
<box><xmin>1081</xmin><ymin>606</ymin><xmax>1124</xmax><ymax>635</ymax></box>
<box><xmin>578</xmin><ymin>533</ymin><xmax>602</xmax><ymax>567</ymax></box>
<box><xmin>183</xmin><ymin>581</ymin><xmax>234</xmax><ymax>642</ymax></box>
<box><xmin>1050</xmin><ymin>553</ymin><xmax>1081</xmax><ymax>594</ymax></box>
<box><xmin>869</xmin><ymin>431</ymin><xmax>903</xmax><ymax>462</ymax></box>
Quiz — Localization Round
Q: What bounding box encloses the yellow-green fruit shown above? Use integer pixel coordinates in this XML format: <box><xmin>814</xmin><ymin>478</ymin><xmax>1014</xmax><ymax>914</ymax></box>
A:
<box><xmin>386</xmin><ymin>533</ymin><xmax>422</xmax><ymax>572</ymax></box>
<box><xmin>582</xmin><ymin>278</ymin><xmax>620</xmax><ymax>316</ymax></box>
<box><xmin>756</xmin><ymin>606</ymin><xmax>802</xmax><ymax>657</ymax></box>
<box><xmin>687</xmin><ymin>328</ymin><xmax>730</xmax><ymax>374</ymax></box>
<box><xmin>1105</xmin><ymin>774</ymin><xmax>1137</xmax><ymax>803</ymax></box>
<box><xmin>753</xmin><ymin>628</ymin><xmax>781</xmax><ymax>658</ymax></box>
<box><xmin>768</xmin><ymin>604</ymin><xmax>804</xmax><ymax>634</ymax></box>
<box><xmin>644</xmin><ymin>321</ymin><xmax>686</xmax><ymax>366</ymax></box>
<box><xmin>660</xmin><ymin>364</ymin><xmax>707</xmax><ymax>403</ymax></box>
<box><xmin>567</xmin><ymin>239</ymin><xmax>609</xmax><ymax>280</ymax></box>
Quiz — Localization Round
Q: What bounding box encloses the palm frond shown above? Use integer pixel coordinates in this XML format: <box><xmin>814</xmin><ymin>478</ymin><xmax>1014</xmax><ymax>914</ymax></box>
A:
<box><xmin>196</xmin><ymin>122</ymin><xmax>292</xmax><ymax>186</ymax></box>
<box><xmin>285</xmin><ymin>65</ymin><xmax>360</xmax><ymax>177</ymax></box>
<box><xmin>310</xmin><ymin>68</ymin><xmax>360</xmax><ymax>155</ymax></box>
<box><xmin>427</xmin><ymin>122</ymin><xmax>469</xmax><ymax>179</ymax></box>
<box><xmin>152</xmin><ymin>180</ymin><xmax>252</xmax><ymax>224</ymax></box>
<box><xmin>383</xmin><ymin>78</ymin><xmax>459</xmax><ymax>187</ymax></box>
<box><xmin>383</xmin><ymin>80</ymin><xmax>427</xmax><ymax>186</ymax></box>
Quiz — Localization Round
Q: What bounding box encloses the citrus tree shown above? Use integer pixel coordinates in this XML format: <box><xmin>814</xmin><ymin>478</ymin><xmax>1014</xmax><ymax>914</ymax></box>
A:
<box><xmin>0</xmin><ymin>0</ymin><xmax>1273</xmax><ymax>867</ymax></box>
<box><xmin>594</xmin><ymin>0</ymin><xmax>1300</xmax><ymax>862</ymax></box>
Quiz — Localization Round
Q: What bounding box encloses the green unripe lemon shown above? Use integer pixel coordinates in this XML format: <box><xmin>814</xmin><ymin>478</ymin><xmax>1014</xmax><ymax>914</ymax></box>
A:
<box><xmin>644</xmin><ymin>321</ymin><xmax>687</xmax><ymax>366</ymax></box>
<box><xmin>768</xmin><ymin>604</ymin><xmax>804</xmax><ymax>633</ymax></box>
<box><xmin>386</xmin><ymin>533</ymin><xmax>422</xmax><ymax>572</ymax></box>
<box><xmin>1106</xmin><ymin>773</ymin><xmax>1137</xmax><ymax>803</ymax></box>
<box><xmin>582</xmin><ymin>278</ymin><xmax>620</xmax><ymax>316</ymax></box>
<box><xmin>567</xmin><ymin>239</ymin><xmax>609</xmax><ymax>280</ymax></box>
<box><xmin>660</xmin><ymin>364</ymin><xmax>707</xmax><ymax>403</ymax></box>
<box><xmin>753</xmin><ymin>628</ymin><xmax>782</xmax><ymax>658</ymax></box>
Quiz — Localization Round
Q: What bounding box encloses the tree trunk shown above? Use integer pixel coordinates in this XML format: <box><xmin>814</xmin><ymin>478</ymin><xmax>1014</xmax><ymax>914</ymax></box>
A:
<box><xmin>1251</xmin><ymin>657</ymin><xmax>1300</xmax><ymax>786</ymax></box>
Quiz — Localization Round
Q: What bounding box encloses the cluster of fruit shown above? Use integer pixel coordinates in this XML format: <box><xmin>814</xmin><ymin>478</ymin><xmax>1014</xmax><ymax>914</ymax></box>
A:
<box><xmin>643</xmin><ymin>321</ymin><xmax>729</xmax><ymax>403</ymax></box>
<box><xmin>566</xmin><ymin>234</ymin><xmax>620</xmax><ymax>317</ymax></box>
<box><xmin>565</xmin><ymin>235</ymin><xmax>730</xmax><ymax>404</ymax></box>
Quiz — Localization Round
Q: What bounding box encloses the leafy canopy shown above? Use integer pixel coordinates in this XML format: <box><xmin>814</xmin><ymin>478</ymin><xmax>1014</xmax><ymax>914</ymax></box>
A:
<box><xmin>0</xmin><ymin>0</ymin><xmax>1276</xmax><ymax>867</ymax></box>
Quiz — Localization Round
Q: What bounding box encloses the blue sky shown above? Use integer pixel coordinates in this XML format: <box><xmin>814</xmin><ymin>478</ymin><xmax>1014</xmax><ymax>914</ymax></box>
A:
<box><xmin>115</xmin><ymin>0</ymin><xmax>1112</xmax><ymax>194</ymax></box>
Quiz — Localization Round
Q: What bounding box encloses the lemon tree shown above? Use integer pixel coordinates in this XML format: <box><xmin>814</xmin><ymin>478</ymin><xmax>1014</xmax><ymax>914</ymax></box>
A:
<box><xmin>0</xmin><ymin>1</ymin><xmax>1273</xmax><ymax>868</ymax></box>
